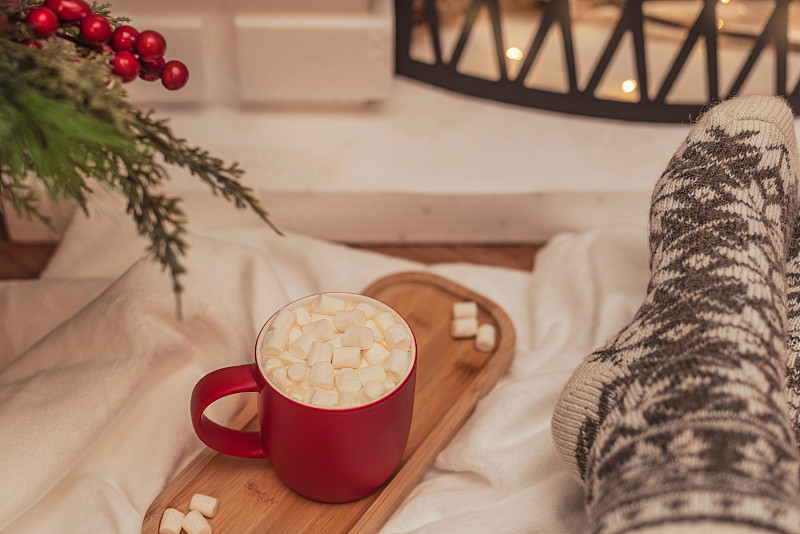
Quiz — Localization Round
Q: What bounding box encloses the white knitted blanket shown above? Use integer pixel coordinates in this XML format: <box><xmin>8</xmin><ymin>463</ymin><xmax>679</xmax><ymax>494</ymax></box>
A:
<box><xmin>0</xmin><ymin>192</ymin><xmax>651</xmax><ymax>533</ymax></box>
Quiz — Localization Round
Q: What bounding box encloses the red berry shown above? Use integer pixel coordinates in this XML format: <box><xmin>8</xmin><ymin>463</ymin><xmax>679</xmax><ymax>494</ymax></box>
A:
<box><xmin>1</xmin><ymin>1</ymin><xmax>21</xmax><ymax>12</ymax></box>
<box><xmin>44</xmin><ymin>0</ymin><xmax>90</xmax><ymax>22</ymax></box>
<box><xmin>111</xmin><ymin>25</ymin><xmax>139</xmax><ymax>52</ymax></box>
<box><xmin>134</xmin><ymin>30</ymin><xmax>166</xmax><ymax>61</ymax></box>
<box><xmin>21</xmin><ymin>39</ymin><xmax>43</xmax><ymax>49</ymax></box>
<box><xmin>79</xmin><ymin>13</ymin><xmax>112</xmax><ymax>45</ymax></box>
<box><xmin>161</xmin><ymin>60</ymin><xmax>188</xmax><ymax>90</ymax></box>
<box><xmin>27</xmin><ymin>7</ymin><xmax>58</xmax><ymax>37</ymax></box>
<box><xmin>110</xmin><ymin>50</ymin><xmax>139</xmax><ymax>82</ymax></box>
<box><xmin>138</xmin><ymin>56</ymin><xmax>164</xmax><ymax>81</ymax></box>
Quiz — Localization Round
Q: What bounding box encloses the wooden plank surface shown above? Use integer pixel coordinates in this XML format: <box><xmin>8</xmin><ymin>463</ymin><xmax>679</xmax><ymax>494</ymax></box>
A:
<box><xmin>0</xmin><ymin>213</ymin><xmax>541</xmax><ymax>279</ymax></box>
<box><xmin>141</xmin><ymin>271</ymin><xmax>516</xmax><ymax>534</ymax></box>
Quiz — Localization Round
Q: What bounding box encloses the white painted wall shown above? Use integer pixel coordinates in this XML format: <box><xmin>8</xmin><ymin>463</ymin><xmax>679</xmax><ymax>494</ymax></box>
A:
<box><xmin>7</xmin><ymin>2</ymin><xmax>743</xmax><ymax>244</ymax></box>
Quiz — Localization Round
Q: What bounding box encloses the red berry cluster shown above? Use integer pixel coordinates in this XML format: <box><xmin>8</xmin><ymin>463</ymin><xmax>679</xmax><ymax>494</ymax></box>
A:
<box><xmin>23</xmin><ymin>0</ymin><xmax>188</xmax><ymax>90</ymax></box>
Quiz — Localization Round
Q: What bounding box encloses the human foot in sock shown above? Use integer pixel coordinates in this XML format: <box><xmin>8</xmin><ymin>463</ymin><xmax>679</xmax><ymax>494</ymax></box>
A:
<box><xmin>785</xmin><ymin>227</ymin><xmax>800</xmax><ymax>447</ymax></box>
<box><xmin>551</xmin><ymin>95</ymin><xmax>800</xmax><ymax>534</ymax></box>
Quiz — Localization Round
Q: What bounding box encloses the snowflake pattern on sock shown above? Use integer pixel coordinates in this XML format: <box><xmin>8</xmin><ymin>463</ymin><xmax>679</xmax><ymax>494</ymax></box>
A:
<box><xmin>552</xmin><ymin>97</ymin><xmax>800</xmax><ymax>534</ymax></box>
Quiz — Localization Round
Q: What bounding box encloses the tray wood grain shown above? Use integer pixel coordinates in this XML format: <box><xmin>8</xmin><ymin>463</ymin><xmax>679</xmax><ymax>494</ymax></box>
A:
<box><xmin>141</xmin><ymin>271</ymin><xmax>516</xmax><ymax>534</ymax></box>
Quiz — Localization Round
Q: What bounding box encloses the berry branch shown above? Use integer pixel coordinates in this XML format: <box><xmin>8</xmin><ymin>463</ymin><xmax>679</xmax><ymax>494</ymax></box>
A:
<box><xmin>10</xmin><ymin>0</ymin><xmax>190</xmax><ymax>89</ymax></box>
<box><xmin>0</xmin><ymin>0</ymin><xmax>280</xmax><ymax>313</ymax></box>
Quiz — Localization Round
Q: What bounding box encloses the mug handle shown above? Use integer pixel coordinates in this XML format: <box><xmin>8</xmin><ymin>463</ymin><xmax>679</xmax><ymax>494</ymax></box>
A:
<box><xmin>190</xmin><ymin>363</ymin><xmax>268</xmax><ymax>459</ymax></box>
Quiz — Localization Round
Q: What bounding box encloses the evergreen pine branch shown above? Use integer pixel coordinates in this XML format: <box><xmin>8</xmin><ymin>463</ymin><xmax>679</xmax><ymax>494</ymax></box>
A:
<box><xmin>0</xmin><ymin>16</ymin><xmax>282</xmax><ymax>312</ymax></box>
<box><xmin>131</xmin><ymin>110</ymin><xmax>283</xmax><ymax>236</ymax></box>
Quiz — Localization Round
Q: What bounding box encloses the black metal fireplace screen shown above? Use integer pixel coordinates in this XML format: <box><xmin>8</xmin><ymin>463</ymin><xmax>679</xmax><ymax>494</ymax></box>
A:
<box><xmin>395</xmin><ymin>0</ymin><xmax>800</xmax><ymax>122</ymax></box>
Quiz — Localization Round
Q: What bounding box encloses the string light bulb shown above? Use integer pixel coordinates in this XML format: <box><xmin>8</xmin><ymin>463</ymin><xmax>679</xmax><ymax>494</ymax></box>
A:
<box><xmin>621</xmin><ymin>79</ymin><xmax>637</xmax><ymax>93</ymax></box>
<box><xmin>505</xmin><ymin>47</ymin><xmax>523</xmax><ymax>61</ymax></box>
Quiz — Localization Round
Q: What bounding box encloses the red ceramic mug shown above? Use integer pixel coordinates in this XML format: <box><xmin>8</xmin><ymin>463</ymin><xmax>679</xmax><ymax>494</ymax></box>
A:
<box><xmin>190</xmin><ymin>292</ymin><xmax>417</xmax><ymax>503</ymax></box>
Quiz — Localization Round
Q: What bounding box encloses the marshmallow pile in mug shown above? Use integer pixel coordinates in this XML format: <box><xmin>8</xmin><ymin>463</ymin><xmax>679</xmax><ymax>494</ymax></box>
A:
<box><xmin>258</xmin><ymin>294</ymin><xmax>414</xmax><ymax>409</ymax></box>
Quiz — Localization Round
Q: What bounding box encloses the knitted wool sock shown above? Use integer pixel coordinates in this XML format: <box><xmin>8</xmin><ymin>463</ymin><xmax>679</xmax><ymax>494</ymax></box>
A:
<box><xmin>551</xmin><ymin>95</ymin><xmax>800</xmax><ymax>534</ymax></box>
<box><xmin>786</xmin><ymin>230</ymin><xmax>800</xmax><ymax>446</ymax></box>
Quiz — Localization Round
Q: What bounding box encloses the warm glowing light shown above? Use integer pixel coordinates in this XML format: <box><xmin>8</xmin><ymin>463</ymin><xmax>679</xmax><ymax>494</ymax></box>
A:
<box><xmin>505</xmin><ymin>47</ymin><xmax>523</xmax><ymax>61</ymax></box>
<box><xmin>621</xmin><ymin>79</ymin><xmax>637</xmax><ymax>93</ymax></box>
<box><xmin>717</xmin><ymin>18</ymin><xmax>724</xmax><ymax>29</ymax></box>
<box><xmin>720</xmin><ymin>0</ymin><xmax>730</xmax><ymax>4</ymax></box>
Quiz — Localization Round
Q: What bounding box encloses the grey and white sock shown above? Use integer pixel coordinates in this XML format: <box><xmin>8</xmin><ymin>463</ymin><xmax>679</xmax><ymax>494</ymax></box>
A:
<box><xmin>785</xmin><ymin>224</ymin><xmax>800</xmax><ymax>446</ymax></box>
<box><xmin>551</xmin><ymin>95</ymin><xmax>800</xmax><ymax>534</ymax></box>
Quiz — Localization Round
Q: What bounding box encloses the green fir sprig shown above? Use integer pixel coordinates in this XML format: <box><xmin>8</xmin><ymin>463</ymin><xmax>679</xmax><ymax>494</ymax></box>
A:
<box><xmin>0</xmin><ymin>1</ymin><xmax>280</xmax><ymax>312</ymax></box>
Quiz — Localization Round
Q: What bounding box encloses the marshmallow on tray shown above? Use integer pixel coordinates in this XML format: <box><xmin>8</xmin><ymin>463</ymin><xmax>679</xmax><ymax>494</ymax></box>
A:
<box><xmin>182</xmin><ymin>510</ymin><xmax>212</xmax><ymax>534</ymax></box>
<box><xmin>158</xmin><ymin>508</ymin><xmax>185</xmax><ymax>534</ymax></box>
<box><xmin>190</xmin><ymin>493</ymin><xmax>219</xmax><ymax>518</ymax></box>
<box><xmin>451</xmin><ymin>316</ymin><xmax>478</xmax><ymax>339</ymax></box>
<box><xmin>475</xmin><ymin>323</ymin><xmax>497</xmax><ymax>352</ymax></box>
<box><xmin>452</xmin><ymin>300</ymin><xmax>478</xmax><ymax>319</ymax></box>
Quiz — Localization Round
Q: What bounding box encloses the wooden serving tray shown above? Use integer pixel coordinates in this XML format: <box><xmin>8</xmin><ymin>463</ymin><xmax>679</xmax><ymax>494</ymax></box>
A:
<box><xmin>141</xmin><ymin>271</ymin><xmax>516</xmax><ymax>534</ymax></box>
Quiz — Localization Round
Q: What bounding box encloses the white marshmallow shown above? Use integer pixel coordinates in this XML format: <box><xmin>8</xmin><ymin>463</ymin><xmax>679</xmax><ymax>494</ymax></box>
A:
<box><xmin>189</xmin><ymin>493</ymin><xmax>219</xmax><ymax>518</ymax></box>
<box><xmin>260</xmin><ymin>328</ymin><xmax>289</xmax><ymax>356</ymax></box>
<box><xmin>158</xmin><ymin>508</ymin><xmax>185</xmax><ymax>534</ymax></box>
<box><xmin>334</xmin><ymin>309</ymin><xmax>366</xmax><ymax>331</ymax></box>
<box><xmin>374</xmin><ymin>311</ymin><xmax>396</xmax><ymax>331</ymax></box>
<box><xmin>475</xmin><ymin>323</ymin><xmax>497</xmax><ymax>352</ymax></box>
<box><xmin>384</xmin><ymin>376</ymin><xmax>398</xmax><ymax>390</ymax></box>
<box><xmin>309</xmin><ymin>361</ymin><xmax>335</xmax><ymax>389</ymax></box>
<box><xmin>303</xmin><ymin>319</ymin><xmax>335</xmax><ymax>341</ymax></box>
<box><xmin>452</xmin><ymin>300</ymin><xmax>478</xmax><ymax>319</ymax></box>
<box><xmin>310</xmin><ymin>313</ymin><xmax>336</xmax><ymax>326</ymax></box>
<box><xmin>384</xmin><ymin>323</ymin><xmax>411</xmax><ymax>350</ymax></box>
<box><xmin>312</xmin><ymin>294</ymin><xmax>347</xmax><ymax>314</ymax></box>
<box><xmin>365</xmin><ymin>320</ymin><xmax>383</xmax><ymax>341</ymax></box>
<box><xmin>385</xmin><ymin>349</ymin><xmax>411</xmax><ymax>378</ymax></box>
<box><xmin>332</xmin><ymin>346</ymin><xmax>361</xmax><ymax>369</ymax></box>
<box><xmin>262</xmin><ymin>357</ymin><xmax>283</xmax><ymax>373</ymax></box>
<box><xmin>269</xmin><ymin>366</ymin><xmax>293</xmax><ymax>391</ymax></box>
<box><xmin>338</xmin><ymin>391</ymin><xmax>361</xmax><ymax>408</ymax></box>
<box><xmin>293</xmin><ymin>305</ymin><xmax>312</xmax><ymax>325</ymax></box>
<box><xmin>361</xmin><ymin>381</ymin><xmax>384</xmax><ymax>402</ymax></box>
<box><xmin>329</xmin><ymin>334</ymin><xmax>343</xmax><ymax>348</ymax></box>
<box><xmin>270</xmin><ymin>308</ymin><xmax>297</xmax><ymax>331</ymax></box>
<box><xmin>288</xmin><ymin>326</ymin><xmax>303</xmax><ymax>343</ymax></box>
<box><xmin>288</xmin><ymin>333</ymin><xmax>316</xmax><ymax>359</ymax></box>
<box><xmin>335</xmin><ymin>368</ymin><xmax>362</xmax><ymax>392</ymax></box>
<box><xmin>363</xmin><ymin>342</ymin><xmax>390</xmax><ymax>365</ymax></box>
<box><xmin>307</xmin><ymin>341</ymin><xmax>334</xmax><ymax>366</ymax></box>
<box><xmin>181</xmin><ymin>510</ymin><xmax>211</xmax><ymax>534</ymax></box>
<box><xmin>307</xmin><ymin>387</ymin><xmax>338</xmax><ymax>407</ymax></box>
<box><xmin>358</xmin><ymin>364</ymin><xmax>387</xmax><ymax>385</ymax></box>
<box><xmin>451</xmin><ymin>316</ymin><xmax>478</xmax><ymax>339</ymax></box>
<box><xmin>287</xmin><ymin>362</ymin><xmax>308</xmax><ymax>382</ymax></box>
<box><xmin>279</xmin><ymin>351</ymin><xmax>306</xmax><ymax>366</ymax></box>
<box><xmin>341</xmin><ymin>326</ymin><xmax>374</xmax><ymax>349</ymax></box>
<box><xmin>355</xmin><ymin>301</ymin><xmax>377</xmax><ymax>319</ymax></box>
